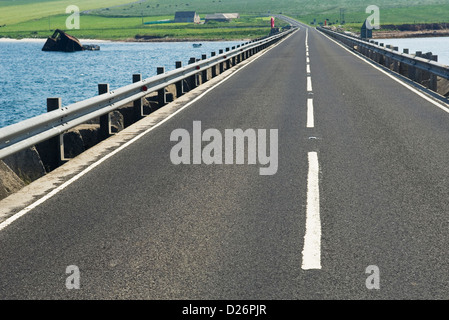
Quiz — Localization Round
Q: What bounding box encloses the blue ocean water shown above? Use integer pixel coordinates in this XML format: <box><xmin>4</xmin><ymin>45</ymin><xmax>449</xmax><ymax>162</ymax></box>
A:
<box><xmin>2</xmin><ymin>36</ymin><xmax>449</xmax><ymax>128</ymax></box>
<box><xmin>0</xmin><ymin>39</ymin><xmax>242</xmax><ymax>128</ymax></box>
<box><xmin>375</xmin><ymin>36</ymin><xmax>449</xmax><ymax>65</ymax></box>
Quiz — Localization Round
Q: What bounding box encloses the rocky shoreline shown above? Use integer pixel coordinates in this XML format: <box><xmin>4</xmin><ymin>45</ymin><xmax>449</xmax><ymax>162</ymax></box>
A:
<box><xmin>373</xmin><ymin>23</ymin><xmax>449</xmax><ymax>39</ymax></box>
<box><xmin>373</xmin><ymin>29</ymin><xmax>449</xmax><ymax>39</ymax></box>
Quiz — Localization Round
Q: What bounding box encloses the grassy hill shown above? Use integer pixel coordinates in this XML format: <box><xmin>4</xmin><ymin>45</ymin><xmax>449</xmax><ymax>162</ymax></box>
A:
<box><xmin>0</xmin><ymin>0</ymin><xmax>139</xmax><ymax>25</ymax></box>
<box><xmin>1</xmin><ymin>0</ymin><xmax>448</xmax><ymax>40</ymax></box>
<box><xmin>91</xmin><ymin>0</ymin><xmax>449</xmax><ymax>23</ymax></box>
<box><xmin>0</xmin><ymin>14</ymin><xmax>280</xmax><ymax>40</ymax></box>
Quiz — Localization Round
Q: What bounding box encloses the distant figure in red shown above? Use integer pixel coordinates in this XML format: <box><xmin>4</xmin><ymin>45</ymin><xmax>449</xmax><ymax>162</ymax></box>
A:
<box><xmin>271</xmin><ymin>17</ymin><xmax>275</xmax><ymax>28</ymax></box>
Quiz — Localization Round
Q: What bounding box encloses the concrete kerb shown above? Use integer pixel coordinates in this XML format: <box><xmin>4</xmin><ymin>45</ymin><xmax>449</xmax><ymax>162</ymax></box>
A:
<box><xmin>0</xmin><ymin>29</ymin><xmax>297</xmax><ymax>224</ymax></box>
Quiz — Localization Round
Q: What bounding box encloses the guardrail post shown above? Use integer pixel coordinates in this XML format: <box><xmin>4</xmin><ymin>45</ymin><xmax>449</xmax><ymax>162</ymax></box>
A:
<box><xmin>98</xmin><ymin>84</ymin><xmax>111</xmax><ymax>140</ymax></box>
<box><xmin>219</xmin><ymin>49</ymin><xmax>225</xmax><ymax>74</ymax></box>
<box><xmin>225</xmin><ymin>48</ymin><xmax>231</xmax><ymax>69</ymax></box>
<box><xmin>430</xmin><ymin>55</ymin><xmax>438</xmax><ymax>91</ymax></box>
<box><xmin>35</xmin><ymin>98</ymin><xmax>62</xmax><ymax>172</ymax></box>
<box><xmin>399</xmin><ymin>49</ymin><xmax>409</xmax><ymax>76</ymax></box>
<box><xmin>188</xmin><ymin>57</ymin><xmax>197</xmax><ymax>91</ymax></box>
<box><xmin>157</xmin><ymin>67</ymin><xmax>166</xmax><ymax>108</ymax></box>
<box><xmin>414</xmin><ymin>52</ymin><xmax>424</xmax><ymax>84</ymax></box>
<box><xmin>175</xmin><ymin>61</ymin><xmax>184</xmax><ymax>97</ymax></box>
<box><xmin>237</xmin><ymin>46</ymin><xmax>242</xmax><ymax>63</ymax></box>
<box><xmin>384</xmin><ymin>46</ymin><xmax>392</xmax><ymax>69</ymax></box>
<box><xmin>420</xmin><ymin>52</ymin><xmax>433</xmax><ymax>88</ymax></box>
<box><xmin>393</xmin><ymin>47</ymin><xmax>400</xmax><ymax>72</ymax></box>
<box><xmin>201</xmin><ymin>54</ymin><xmax>208</xmax><ymax>84</ymax></box>
<box><xmin>407</xmin><ymin>64</ymin><xmax>416</xmax><ymax>81</ymax></box>
<box><xmin>211</xmin><ymin>52</ymin><xmax>217</xmax><ymax>78</ymax></box>
<box><xmin>378</xmin><ymin>51</ymin><xmax>384</xmax><ymax>65</ymax></box>
<box><xmin>132</xmin><ymin>74</ymin><xmax>144</xmax><ymax>119</ymax></box>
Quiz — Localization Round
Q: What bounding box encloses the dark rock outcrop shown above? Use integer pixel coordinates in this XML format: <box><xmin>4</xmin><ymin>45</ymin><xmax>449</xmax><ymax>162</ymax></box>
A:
<box><xmin>2</xmin><ymin>147</ymin><xmax>46</xmax><ymax>183</ymax></box>
<box><xmin>42</xmin><ymin>29</ymin><xmax>84</xmax><ymax>52</ymax></box>
<box><xmin>0</xmin><ymin>161</ymin><xmax>25</xmax><ymax>201</ymax></box>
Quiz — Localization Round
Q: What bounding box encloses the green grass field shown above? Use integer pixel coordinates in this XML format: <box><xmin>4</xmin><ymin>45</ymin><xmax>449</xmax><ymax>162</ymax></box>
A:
<box><xmin>0</xmin><ymin>13</ymin><xmax>280</xmax><ymax>40</ymax></box>
<box><xmin>0</xmin><ymin>0</ymin><xmax>137</xmax><ymax>25</ymax></box>
<box><xmin>1</xmin><ymin>0</ymin><xmax>448</xmax><ymax>41</ymax></box>
<box><xmin>90</xmin><ymin>0</ymin><xmax>449</xmax><ymax>20</ymax></box>
<box><xmin>298</xmin><ymin>3</ymin><xmax>449</xmax><ymax>30</ymax></box>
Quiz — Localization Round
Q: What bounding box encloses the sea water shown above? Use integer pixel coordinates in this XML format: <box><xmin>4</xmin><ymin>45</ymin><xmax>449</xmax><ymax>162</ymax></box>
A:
<box><xmin>0</xmin><ymin>39</ymin><xmax>242</xmax><ymax>128</ymax></box>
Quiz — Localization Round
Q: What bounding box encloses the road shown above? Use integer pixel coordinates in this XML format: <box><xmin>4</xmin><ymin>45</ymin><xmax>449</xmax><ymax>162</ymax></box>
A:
<box><xmin>1</xmin><ymin>21</ymin><xmax>449</xmax><ymax>300</ymax></box>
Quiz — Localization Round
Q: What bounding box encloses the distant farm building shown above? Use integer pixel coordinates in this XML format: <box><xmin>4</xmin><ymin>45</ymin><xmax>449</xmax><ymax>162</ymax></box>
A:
<box><xmin>174</xmin><ymin>11</ymin><xmax>201</xmax><ymax>23</ymax></box>
<box><xmin>205</xmin><ymin>13</ymin><xmax>240</xmax><ymax>23</ymax></box>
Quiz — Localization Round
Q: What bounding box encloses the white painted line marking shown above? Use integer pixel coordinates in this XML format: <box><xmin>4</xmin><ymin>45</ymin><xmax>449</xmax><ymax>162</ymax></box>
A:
<box><xmin>318</xmin><ymin>30</ymin><xmax>449</xmax><ymax>115</ymax></box>
<box><xmin>307</xmin><ymin>64</ymin><xmax>311</xmax><ymax>74</ymax></box>
<box><xmin>307</xmin><ymin>76</ymin><xmax>313</xmax><ymax>92</ymax></box>
<box><xmin>306</xmin><ymin>57</ymin><xmax>310</xmax><ymax>64</ymax></box>
<box><xmin>0</xmin><ymin>31</ymin><xmax>297</xmax><ymax>232</ymax></box>
<box><xmin>302</xmin><ymin>152</ymin><xmax>322</xmax><ymax>270</ymax></box>
<box><xmin>307</xmin><ymin>98</ymin><xmax>314</xmax><ymax>128</ymax></box>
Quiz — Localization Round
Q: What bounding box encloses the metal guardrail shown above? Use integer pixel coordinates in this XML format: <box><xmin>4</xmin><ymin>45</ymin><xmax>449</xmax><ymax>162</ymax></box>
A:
<box><xmin>0</xmin><ymin>28</ymin><xmax>295</xmax><ymax>160</ymax></box>
<box><xmin>272</xmin><ymin>15</ymin><xmax>302</xmax><ymax>27</ymax></box>
<box><xmin>317</xmin><ymin>26</ymin><xmax>449</xmax><ymax>80</ymax></box>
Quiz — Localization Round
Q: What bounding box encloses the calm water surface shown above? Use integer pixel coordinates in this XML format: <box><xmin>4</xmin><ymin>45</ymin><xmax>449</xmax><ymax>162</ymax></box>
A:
<box><xmin>0</xmin><ymin>39</ymin><xmax>242</xmax><ymax>128</ymax></box>
<box><xmin>376</xmin><ymin>36</ymin><xmax>449</xmax><ymax>65</ymax></box>
<box><xmin>2</xmin><ymin>36</ymin><xmax>449</xmax><ymax>128</ymax></box>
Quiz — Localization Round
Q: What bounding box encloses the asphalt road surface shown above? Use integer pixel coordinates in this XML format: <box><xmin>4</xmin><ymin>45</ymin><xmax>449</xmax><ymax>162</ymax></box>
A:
<box><xmin>1</xmin><ymin>22</ymin><xmax>448</xmax><ymax>300</ymax></box>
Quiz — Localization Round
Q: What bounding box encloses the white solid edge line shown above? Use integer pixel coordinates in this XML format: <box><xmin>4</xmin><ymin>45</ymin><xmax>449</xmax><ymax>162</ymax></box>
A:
<box><xmin>302</xmin><ymin>152</ymin><xmax>322</xmax><ymax>270</ymax></box>
<box><xmin>0</xmin><ymin>31</ymin><xmax>297</xmax><ymax>232</ymax></box>
<box><xmin>318</xmin><ymin>29</ymin><xmax>449</xmax><ymax>115</ymax></box>
<box><xmin>307</xmin><ymin>98</ymin><xmax>314</xmax><ymax>128</ymax></box>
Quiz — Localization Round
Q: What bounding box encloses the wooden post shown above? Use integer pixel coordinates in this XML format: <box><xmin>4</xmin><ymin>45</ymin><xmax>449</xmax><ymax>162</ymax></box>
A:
<box><xmin>188</xmin><ymin>57</ymin><xmax>197</xmax><ymax>91</ymax></box>
<box><xmin>393</xmin><ymin>48</ymin><xmax>399</xmax><ymax>72</ymax></box>
<box><xmin>399</xmin><ymin>49</ymin><xmax>409</xmax><ymax>76</ymax></box>
<box><xmin>201</xmin><ymin>54</ymin><xmax>208</xmax><ymax>83</ymax></box>
<box><xmin>219</xmin><ymin>49</ymin><xmax>224</xmax><ymax>73</ymax></box>
<box><xmin>132</xmin><ymin>74</ymin><xmax>143</xmax><ymax>120</ymax></box>
<box><xmin>36</xmin><ymin>98</ymin><xmax>62</xmax><ymax>172</ymax></box>
<box><xmin>98</xmin><ymin>84</ymin><xmax>110</xmax><ymax>140</ymax></box>
<box><xmin>175</xmin><ymin>61</ymin><xmax>184</xmax><ymax>97</ymax></box>
<box><xmin>218</xmin><ymin>49</ymin><xmax>225</xmax><ymax>73</ymax></box>
<box><xmin>414</xmin><ymin>51</ymin><xmax>423</xmax><ymax>84</ymax></box>
<box><xmin>430</xmin><ymin>55</ymin><xmax>438</xmax><ymax>92</ymax></box>
<box><xmin>211</xmin><ymin>52</ymin><xmax>217</xmax><ymax>78</ymax></box>
<box><xmin>157</xmin><ymin>67</ymin><xmax>166</xmax><ymax>108</ymax></box>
